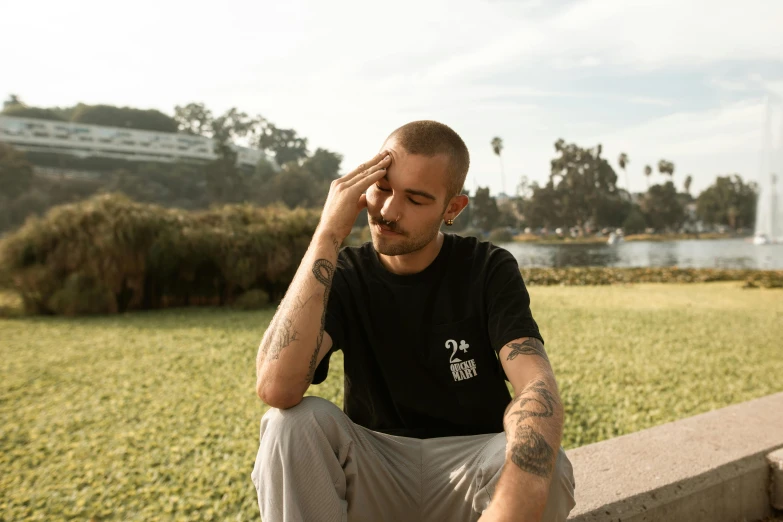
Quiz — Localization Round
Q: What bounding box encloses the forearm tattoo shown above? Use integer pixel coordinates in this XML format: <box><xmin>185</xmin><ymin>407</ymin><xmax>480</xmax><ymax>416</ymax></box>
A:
<box><xmin>510</xmin><ymin>425</ymin><xmax>555</xmax><ymax>478</ymax></box>
<box><xmin>506</xmin><ymin>379</ymin><xmax>558</xmax><ymax>478</ymax></box>
<box><xmin>265</xmin><ymin>294</ymin><xmax>314</xmax><ymax>360</ymax></box>
<box><xmin>506</xmin><ymin>338</ymin><xmax>549</xmax><ymax>363</ymax></box>
<box><xmin>306</xmin><ymin>258</ymin><xmax>335</xmax><ymax>383</ymax></box>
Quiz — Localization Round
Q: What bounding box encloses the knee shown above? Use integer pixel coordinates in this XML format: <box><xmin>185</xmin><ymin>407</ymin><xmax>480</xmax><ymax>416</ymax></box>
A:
<box><xmin>545</xmin><ymin>447</ymin><xmax>576</xmax><ymax>520</ymax></box>
<box><xmin>554</xmin><ymin>447</ymin><xmax>575</xmax><ymax>493</ymax></box>
<box><xmin>260</xmin><ymin>396</ymin><xmax>342</xmax><ymax>443</ymax></box>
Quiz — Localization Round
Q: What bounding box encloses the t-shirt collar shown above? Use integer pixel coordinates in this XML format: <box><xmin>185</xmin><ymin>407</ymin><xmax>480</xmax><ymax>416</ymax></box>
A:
<box><xmin>368</xmin><ymin>232</ymin><xmax>453</xmax><ymax>285</ymax></box>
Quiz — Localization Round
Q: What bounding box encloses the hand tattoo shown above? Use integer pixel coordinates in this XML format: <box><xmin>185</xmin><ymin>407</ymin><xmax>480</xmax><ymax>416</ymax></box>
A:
<box><xmin>506</xmin><ymin>338</ymin><xmax>549</xmax><ymax>363</ymax></box>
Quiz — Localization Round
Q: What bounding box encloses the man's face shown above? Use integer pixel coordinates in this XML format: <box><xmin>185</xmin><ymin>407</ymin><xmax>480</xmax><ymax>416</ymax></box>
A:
<box><xmin>366</xmin><ymin>139</ymin><xmax>452</xmax><ymax>256</ymax></box>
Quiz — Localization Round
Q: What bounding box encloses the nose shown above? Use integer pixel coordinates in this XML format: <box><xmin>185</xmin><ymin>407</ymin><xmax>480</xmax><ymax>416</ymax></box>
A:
<box><xmin>380</xmin><ymin>192</ymin><xmax>402</xmax><ymax>222</ymax></box>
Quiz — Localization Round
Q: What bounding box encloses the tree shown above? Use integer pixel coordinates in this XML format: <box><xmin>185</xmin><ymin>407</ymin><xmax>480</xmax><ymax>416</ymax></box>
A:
<box><xmin>696</xmin><ymin>174</ymin><xmax>757</xmax><ymax>230</ymax></box>
<box><xmin>71</xmin><ymin>104</ymin><xmax>179</xmax><ymax>132</ymax></box>
<box><xmin>254</xmin><ymin>157</ymin><xmax>278</xmax><ymax>184</ymax></box>
<box><xmin>644</xmin><ymin>164</ymin><xmax>652</xmax><ymax>190</ymax></box>
<box><xmin>684</xmin><ymin>175</ymin><xmax>693</xmax><ymax>195</ymax></box>
<box><xmin>618</xmin><ymin>152</ymin><xmax>630</xmax><ymax>194</ymax></box>
<box><xmin>641</xmin><ymin>181</ymin><xmax>684</xmax><ymax>231</ymax></box>
<box><xmin>257</xmin><ymin>123</ymin><xmax>309</xmax><ymax>166</ymax></box>
<box><xmin>472</xmin><ymin>187</ymin><xmax>500</xmax><ymax>231</ymax></box>
<box><xmin>544</xmin><ymin>138</ymin><xmax>620</xmax><ymax>230</ymax></box>
<box><xmin>657</xmin><ymin>159</ymin><xmax>675</xmax><ymax>181</ymax></box>
<box><xmin>622</xmin><ymin>207</ymin><xmax>647</xmax><ymax>234</ymax></box>
<box><xmin>174</xmin><ymin>103</ymin><xmax>214</xmax><ymax>136</ymax></box>
<box><xmin>491</xmin><ymin>137</ymin><xmax>505</xmax><ymax>194</ymax></box>
<box><xmin>2</xmin><ymin>105</ymin><xmax>67</xmax><ymax>121</ymax></box>
<box><xmin>3</xmin><ymin>94</ymin><xmax>22</xmax><ymax>109</ymax></box>
<box><xmin>303</xmin><ymin>148</ymin><xmax>342</xmax><ymax>183</ymax></box>
<box><xmin>254</xmin><ymin>163</ymin><xmax>330</xmax><ymax>209</ymax></box>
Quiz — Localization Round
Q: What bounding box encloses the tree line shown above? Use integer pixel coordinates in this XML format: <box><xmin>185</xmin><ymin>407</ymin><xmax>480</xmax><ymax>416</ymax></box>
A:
<box><xmin>0</xmin><ymin>95</ymin><xmax>758</xmax><ymax>236</ymax></box>
<box><xmin>0</xmin><ymin>97</ymin><xmax>347</xmax><ymax>232</ymax></box>
<box><xmin>468</xmin><ymin>137</ymin><xmax>757</xmax><ymax>236</ymax></box>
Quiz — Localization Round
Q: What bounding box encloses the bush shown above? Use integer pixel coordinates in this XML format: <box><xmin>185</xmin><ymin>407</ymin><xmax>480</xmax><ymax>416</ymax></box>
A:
<box><xmin>233</xmin><ymin>289</ymin><xmax>270</xmax><ymax>310</ymax></box>
<box><xmin>48</xmin><ymin>273</ymin><xmax>116</xmax><ymax>316</ymax></box>
<box><xmin>622</xmin><ymin>209</ymin><xmax>647</xmax><ymax>234</ymax></box>
<box><xmin>519</xmin><ymin>267</ymin><xmax>783</xmax><ymax>289</ymax></box>
<box><xmin>488</xmin><ymin>227</ymin><xmax>513</xmax><ymax>243</ymax></box>
<box><xmin>0</xmin><ymin>194</ymin><xmax>320</xmax><ymax>315</ymax></box>
<box><xmin>458</xmin><ymin>227</ymin><xmax>483</xmax><ymax>238</ymax></box>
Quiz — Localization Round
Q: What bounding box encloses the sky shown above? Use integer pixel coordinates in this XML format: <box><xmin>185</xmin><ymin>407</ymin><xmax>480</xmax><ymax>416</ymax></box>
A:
<box><xmin>3</xmin><ymin>0</ymin><xmax>783</xmax><ymax>196</ymax></box>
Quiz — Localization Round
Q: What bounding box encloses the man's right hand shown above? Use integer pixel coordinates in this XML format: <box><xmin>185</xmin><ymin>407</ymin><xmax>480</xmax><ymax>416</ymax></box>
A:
<box><xmin>317</xmin><ymin>151</ymin><xmax>391</xmax><ymax>241</ymax></box>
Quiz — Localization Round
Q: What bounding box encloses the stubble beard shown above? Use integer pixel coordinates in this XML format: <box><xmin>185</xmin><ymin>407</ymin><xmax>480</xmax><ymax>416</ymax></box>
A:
<box><xmin>371</xmin><ymin>221</ymin><xmax>441</xmax><ymax>256</ymax></box>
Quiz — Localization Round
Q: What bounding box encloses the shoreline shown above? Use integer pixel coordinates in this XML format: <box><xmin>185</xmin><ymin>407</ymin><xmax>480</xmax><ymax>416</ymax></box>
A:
<box><xmin>509</xmin><ymin>233</ymin><xmax>747</xmax><ymax>245</ymax></box>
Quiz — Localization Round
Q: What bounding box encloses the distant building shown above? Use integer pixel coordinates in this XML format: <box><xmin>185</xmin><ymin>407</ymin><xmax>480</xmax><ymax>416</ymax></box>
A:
<box><xmin>0</xmin><ymin>115</ymin><xmax>271</xmax><ymax>169</ymax></box>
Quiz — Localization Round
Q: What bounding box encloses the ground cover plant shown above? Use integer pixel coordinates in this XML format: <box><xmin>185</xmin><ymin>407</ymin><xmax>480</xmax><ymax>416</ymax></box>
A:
<box><xmin>1</xmin><ymin>282</ymin><xmax>781</xmax><ymax>520</ymax></box>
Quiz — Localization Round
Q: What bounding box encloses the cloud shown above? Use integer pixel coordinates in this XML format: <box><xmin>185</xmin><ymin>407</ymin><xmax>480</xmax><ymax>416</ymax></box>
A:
<box><xmin>593</xmin><ymin>99</ymin><xmax>768</xmax><ymax>193</ymax></box>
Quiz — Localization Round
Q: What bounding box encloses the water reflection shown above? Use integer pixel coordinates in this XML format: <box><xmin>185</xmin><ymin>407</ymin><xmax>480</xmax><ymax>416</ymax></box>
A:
<box><xmin>501</xmin><ymin>238</ymin><xmax>783</xmax><ymax>269</ymax></box>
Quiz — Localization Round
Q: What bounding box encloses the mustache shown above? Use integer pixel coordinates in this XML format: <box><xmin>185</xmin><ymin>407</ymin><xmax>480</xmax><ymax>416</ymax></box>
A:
<box><xmin>370</xmin><ymin>216</ymin><xmax>403</xmax><ymax>233</ymax></box>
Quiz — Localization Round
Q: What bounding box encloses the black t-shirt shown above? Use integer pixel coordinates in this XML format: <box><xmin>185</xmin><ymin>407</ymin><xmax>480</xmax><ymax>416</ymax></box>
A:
<box><xmin>314</xmin><ymin>232</ymin><xmax>543</xmax><ymax>439</ymax></box>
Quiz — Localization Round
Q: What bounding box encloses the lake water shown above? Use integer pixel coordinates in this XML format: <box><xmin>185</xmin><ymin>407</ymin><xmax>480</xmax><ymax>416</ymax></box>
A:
<box><xmin>501</xmin><ymin>238</ymin><xmax>783</xmax><ymax>270</ymax></box>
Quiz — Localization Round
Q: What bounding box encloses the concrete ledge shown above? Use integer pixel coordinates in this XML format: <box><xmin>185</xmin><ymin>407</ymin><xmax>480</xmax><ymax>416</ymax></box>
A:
<box><xmin>769</xmin><ymin>448</ymin><xmax>783</xmax><ymax>510</ymax></box>
<box><xmin>566</xmin><ymin>392</ymin><xmax>783</xmax><ymax>522</ymax></box>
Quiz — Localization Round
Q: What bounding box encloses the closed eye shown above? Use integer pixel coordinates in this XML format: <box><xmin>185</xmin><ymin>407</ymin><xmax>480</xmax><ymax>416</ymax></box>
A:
<box><xmin>375</xmin><ymin>185</ymin><xmax>422</xmax><ymax>205</ymax></box>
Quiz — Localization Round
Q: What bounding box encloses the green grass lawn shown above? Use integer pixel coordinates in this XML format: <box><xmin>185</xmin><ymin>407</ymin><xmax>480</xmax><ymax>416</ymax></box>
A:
<box><xmin>1</xmin><ymin>282</ymin><xmax>782</xmax><ymax>520</ymax></box>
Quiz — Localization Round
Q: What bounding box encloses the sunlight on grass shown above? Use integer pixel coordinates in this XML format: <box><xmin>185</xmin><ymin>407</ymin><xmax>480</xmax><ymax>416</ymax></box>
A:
<box><xmin>1</xmin><ymin>283</ymin><xmax>781</xmax><ymax>520</ymax></box>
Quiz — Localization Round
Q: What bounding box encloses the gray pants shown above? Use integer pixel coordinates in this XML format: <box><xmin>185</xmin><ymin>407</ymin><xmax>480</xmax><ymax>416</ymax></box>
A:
<box><xmin>251</xmin><ymin>397</ymin><xmax>575</xmax><ymax>522</ymax></box>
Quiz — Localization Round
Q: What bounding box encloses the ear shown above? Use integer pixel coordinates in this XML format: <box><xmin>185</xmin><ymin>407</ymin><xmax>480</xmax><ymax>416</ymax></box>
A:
<box><xmin>443</xmin><ymin>194</ymin><xmax>469</xmax><ymax>221</ymax></box>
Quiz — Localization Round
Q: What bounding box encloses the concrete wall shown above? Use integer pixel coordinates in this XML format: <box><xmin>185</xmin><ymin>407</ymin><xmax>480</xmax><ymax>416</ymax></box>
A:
<box><xmin>566</xmin><ymin>392</ymin><xmax>783</xmax><ymax>521</ymax></box>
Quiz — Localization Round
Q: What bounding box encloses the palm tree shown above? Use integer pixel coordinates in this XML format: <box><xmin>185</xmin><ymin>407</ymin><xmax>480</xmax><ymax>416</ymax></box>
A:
<box><xmin>644</xmin><ymin>164</ymin><xmax>652</xmax><ymax>190</ymax></box>
<box><xmin>618</xmin><ymin>152</ymin><xmax>630</xmax><ymax>195</ymax></box>
<box><xmin>684</xmin><ymin>175</ymin><xmax>693</xmax><ymax>195</ymax></box>
<box><xmin>657</xmin><ymin>159</ymin><xmax>675</xmax><ymax>182</ymax></box>
<box><xmin>491</xmin><ymin>137</ymin><xmax>505</xmax><ymax>195</ymax></box>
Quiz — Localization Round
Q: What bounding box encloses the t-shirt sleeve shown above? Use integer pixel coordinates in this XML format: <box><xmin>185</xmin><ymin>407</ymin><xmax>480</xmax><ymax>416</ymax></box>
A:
<box><xmin>312</xmin><ymin>268</ymin><xmax>346</xmax><ymax>385</ymax></box>
<box><xmin>486</xmin><ymin>248</ymin><xmax>544</xmax><ymax>354</ymax></box>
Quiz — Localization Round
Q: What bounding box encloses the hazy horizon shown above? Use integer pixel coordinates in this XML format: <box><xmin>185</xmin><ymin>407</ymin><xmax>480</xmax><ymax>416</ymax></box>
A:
<box><xmin>3</xmin><ymin>0</ymin><xmax>783</xmax><ymax>196</ymax></box>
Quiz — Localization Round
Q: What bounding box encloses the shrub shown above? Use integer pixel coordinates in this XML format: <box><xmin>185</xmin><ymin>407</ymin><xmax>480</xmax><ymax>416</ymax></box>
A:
<box><xmin>488</xmin><ymin>227</ymin><xmax>513</xmax><ymax>243</ymax></box>
<box><xmin>458</xmin><ymin>227</ymin><xmax>483</xmax><ymax>239</ymax></box>
<box><xmin>519</xmin><ymin>267</ymin><xmax>783</xmax><ymax>289</ymax></box>
<box><xmin>0</xmin><ymin>194</ymin><xmax>320</xmax><ymax>315</ymax></box>
<box><xmin>622</xmin><ymin>209</ymin><xmax>647</xmax><ymax>234</ymax></box>
<box><xmin>233</xmin><ymin>289</ymin><xmax>271</xmax><ymax>310</ymax></box>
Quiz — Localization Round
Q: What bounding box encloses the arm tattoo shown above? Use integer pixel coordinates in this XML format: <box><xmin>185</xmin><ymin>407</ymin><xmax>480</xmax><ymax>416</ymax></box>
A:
<box><xmin>510</xmin><ymin>425</ymin><xmax>554</xmax><ymax>478</ymax></box>
<box><xmin>507</xmin><ymin>380</ymin><xmax>556</xmax><ymax>422</ymax></box>
<box><xmin>506</xmin><ymin>379</ymin><xmax>558</xmax><ymax>478</ymax></box>
<box><xmin>306</xmin><ymin>258</ymin><xmax>335</xmax><ymax>383</ymax></box>
<box><xmin>506</xmin><ymin>338</ymin><xmax>549</xmax><ymax>363</ymax></box>
<box><xmin>332</xmin><ymin>238</ymin><xmax>341</xmax><ymax>255</ymax></box>
<box><xmin>266</xmin><ymin>295</ymin><xmax>314</xmax><ymax>360</ymax></box>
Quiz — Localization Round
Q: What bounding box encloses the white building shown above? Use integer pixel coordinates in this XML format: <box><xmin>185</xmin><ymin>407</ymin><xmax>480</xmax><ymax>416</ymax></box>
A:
<box><xmin>0</xmin><ymin>115</ymin><xmax>271</xmax><ymax>169</ymax></box>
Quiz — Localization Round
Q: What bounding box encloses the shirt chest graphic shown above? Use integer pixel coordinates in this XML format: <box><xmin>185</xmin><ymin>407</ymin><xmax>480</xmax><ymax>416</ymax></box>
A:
<box><xmin>445</xmin><ymin>339</ymin><xmax>478</xmax><ymax>381</ymax></box>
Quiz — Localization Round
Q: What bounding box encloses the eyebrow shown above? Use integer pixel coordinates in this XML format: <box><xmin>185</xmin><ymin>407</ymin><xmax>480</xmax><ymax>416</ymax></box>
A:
<box><xmin>381</xmin><ymin>174</ymin><xmax>437</xmax><ymax>201</ymax></box>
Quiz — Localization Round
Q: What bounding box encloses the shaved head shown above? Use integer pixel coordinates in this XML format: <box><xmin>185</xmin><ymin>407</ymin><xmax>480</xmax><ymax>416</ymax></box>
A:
<box><xmin>385</xmin><ymin>120</ymin><xmax>470</xmax><ymax>201</ymax></box>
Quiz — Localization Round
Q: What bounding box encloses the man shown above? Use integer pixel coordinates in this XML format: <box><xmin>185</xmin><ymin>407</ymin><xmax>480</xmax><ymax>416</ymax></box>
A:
<box><xmin>251</xmin><ymin>121</ymin><xmax>576</xmax><ymax>522</ymax></box>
